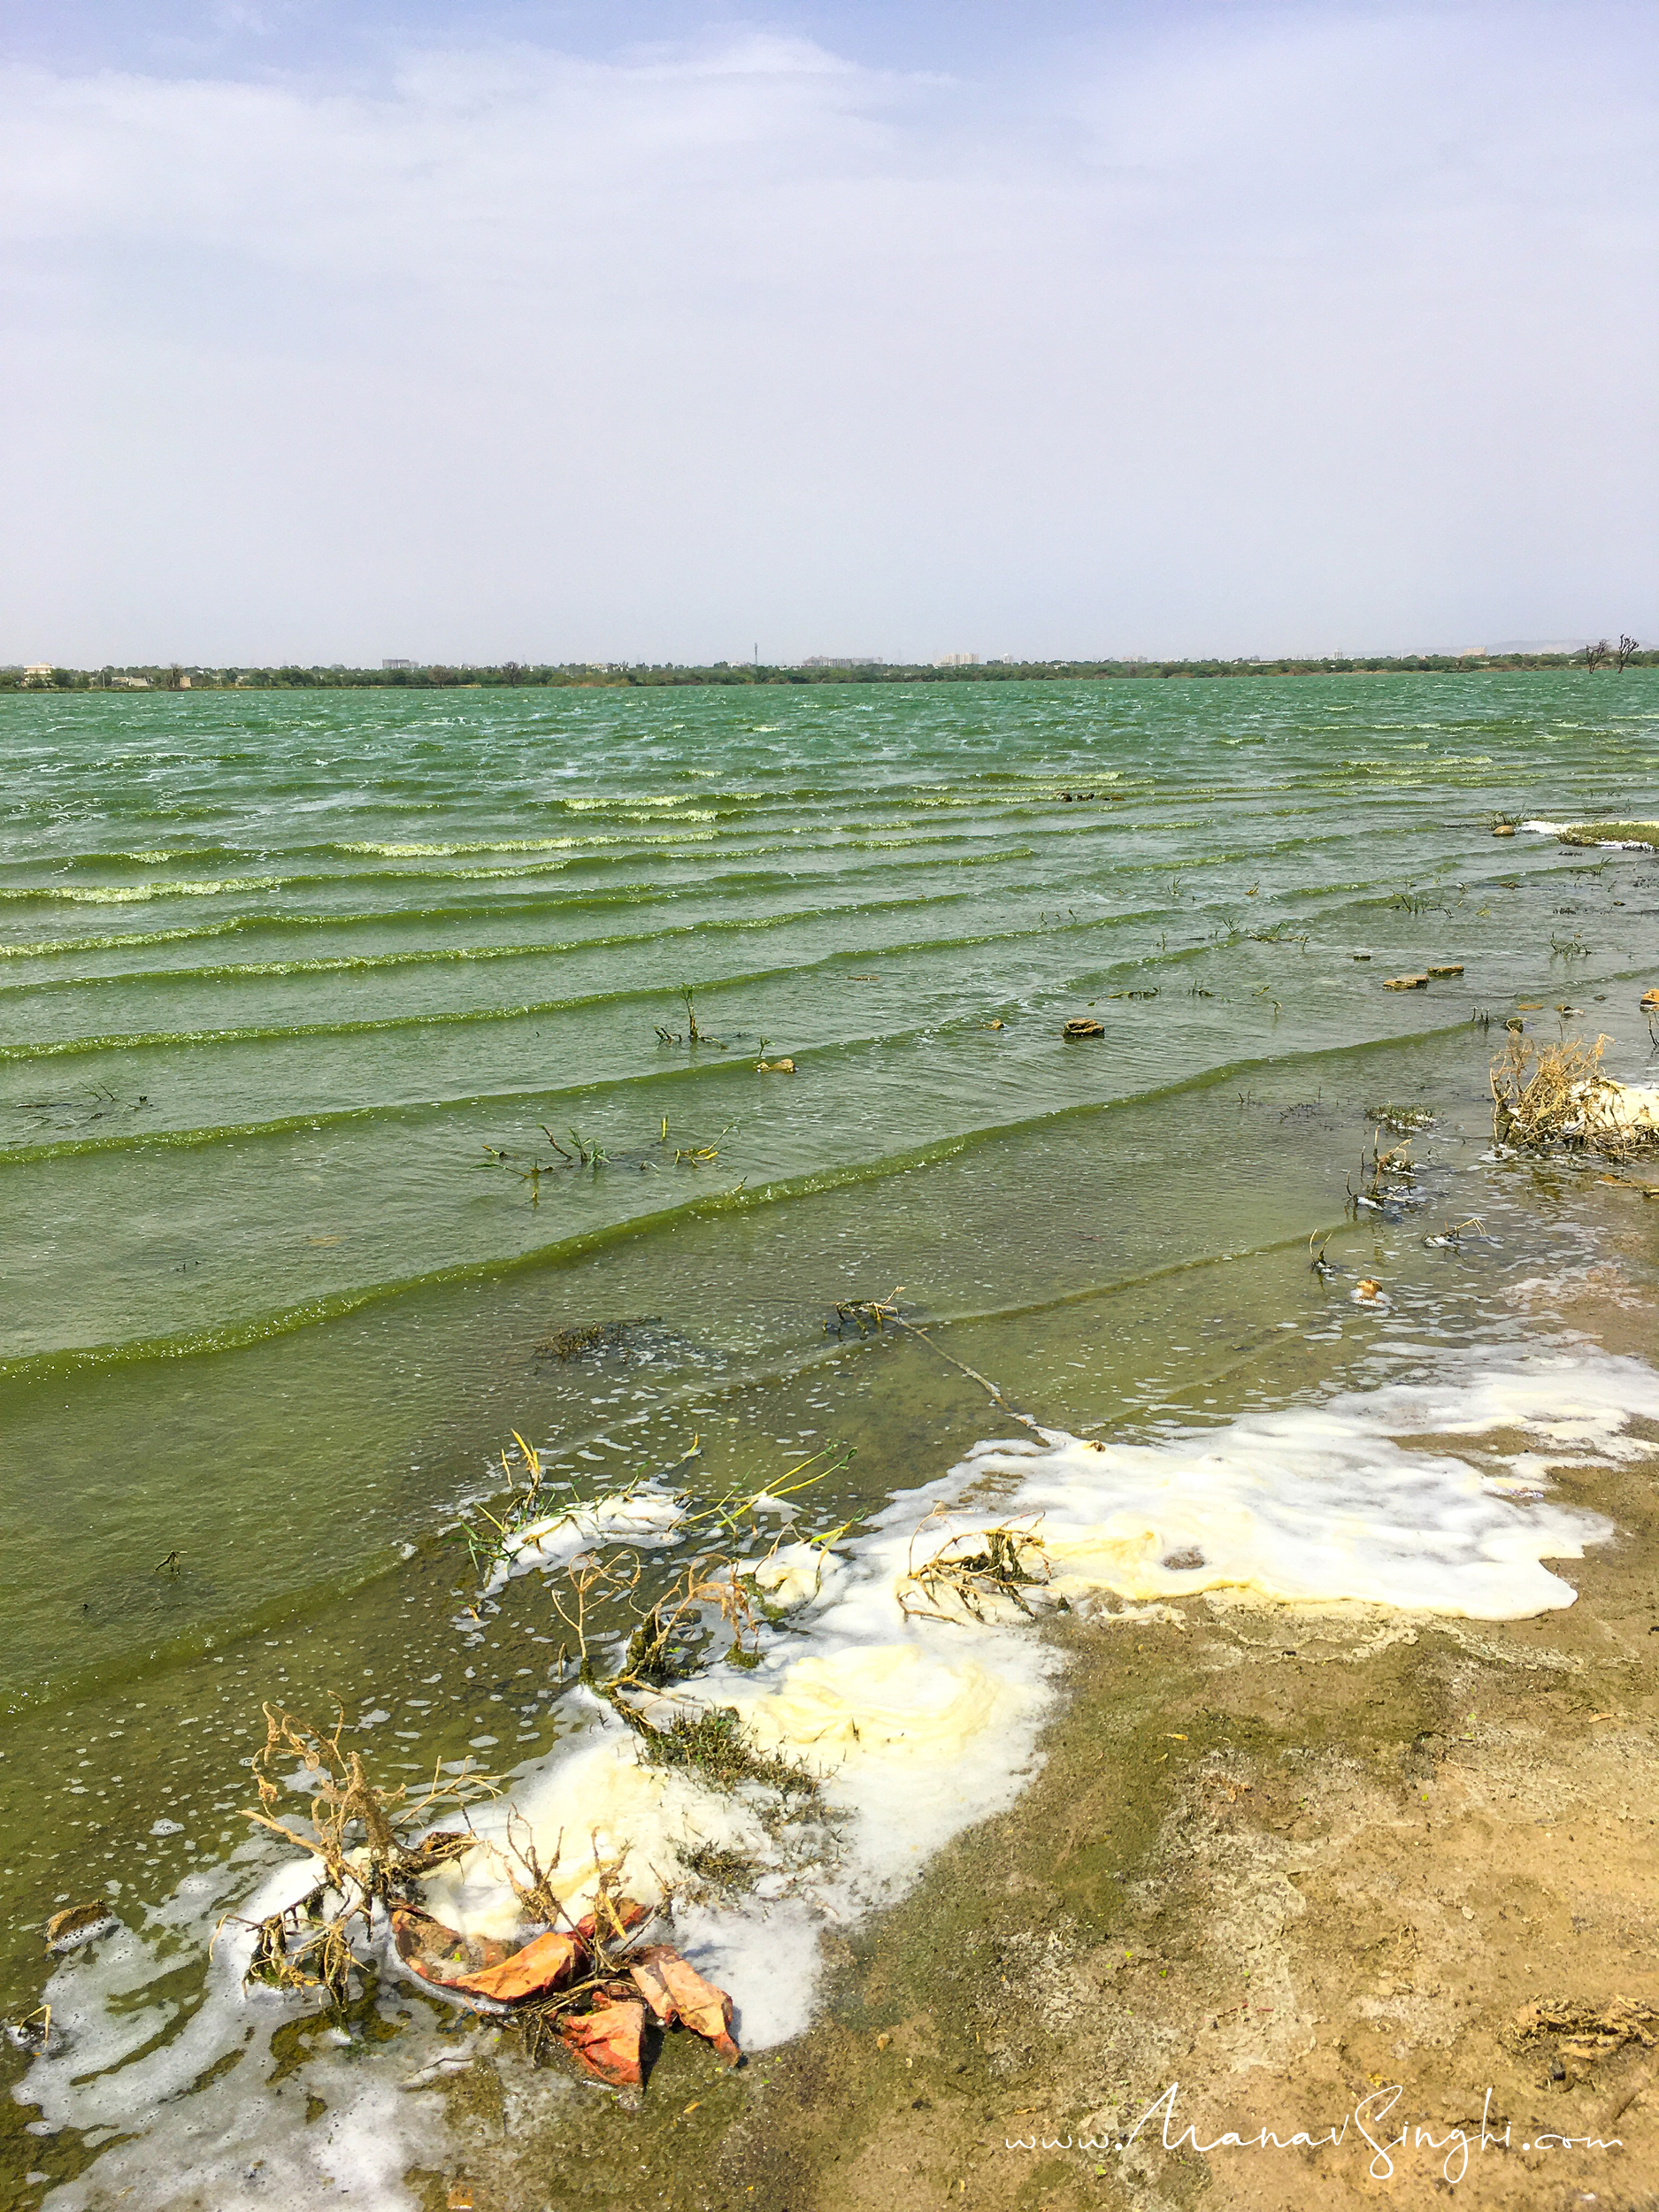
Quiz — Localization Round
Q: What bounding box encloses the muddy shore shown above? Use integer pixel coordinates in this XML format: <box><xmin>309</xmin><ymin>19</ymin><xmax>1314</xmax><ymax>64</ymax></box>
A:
<box><xmin>407</xmin><ymin>1279</ymin><xmax>1659</xmax><ymax>2212</ymax></box>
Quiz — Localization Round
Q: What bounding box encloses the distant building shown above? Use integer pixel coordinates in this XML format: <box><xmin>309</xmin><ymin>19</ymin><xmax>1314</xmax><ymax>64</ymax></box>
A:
<box><xmin>802</xmin><ymin>656</ymin><xmax>880</xmax><ymax>668</ymax></box>
<box><xmin>935</xmin><ymin>652</ymin><xmax>980</xmax><ymax>668</ymax></box>
<box><xmin>382</xmin><ymin>657</ymin><xmax>417</xmax><ymax>671</ymax></box>
<box><xmin>111</xmin><ymin>674</ymin><xmax>151</xmax><ymax>688</ymax></box>
<box><xmin>23</xmin><ymin>664</ymin><xmax>51</xmax><ymax>681</ymax></box>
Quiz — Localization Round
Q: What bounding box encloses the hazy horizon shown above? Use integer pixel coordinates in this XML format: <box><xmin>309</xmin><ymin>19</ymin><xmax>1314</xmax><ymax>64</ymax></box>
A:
<box><xmin>4</xmin><ymin>641</ymin><xmax>1623</xmax><ymax>672</ymax></box>
<box><xmin>4</xmin><ymin>0</ymin><xmax>1655</xmax><ymax>667</ymax></box>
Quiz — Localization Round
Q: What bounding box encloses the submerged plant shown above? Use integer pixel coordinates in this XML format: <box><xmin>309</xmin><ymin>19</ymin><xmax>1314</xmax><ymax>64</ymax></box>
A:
<box><xmin>457</xmin><ymin>1429</ymin><xmax>557</xmax><ymax>1577</ymax></box>
<box><xmin>1345</xmin><ymin>1126</ymin><xmax>1422</xmax><ymax>1217</ymax></box>
<box><xmin>1366</xmin><ymin>1103</ymin><xmax>1438</xmax><ymax>1134</ymax></box>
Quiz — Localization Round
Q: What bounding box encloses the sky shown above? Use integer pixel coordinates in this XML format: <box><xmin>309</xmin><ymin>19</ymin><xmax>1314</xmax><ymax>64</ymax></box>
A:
<box><xmin>3</xmin><ymin>1</ymin><xmax>1655</xmax><ymax>666</ymax></box>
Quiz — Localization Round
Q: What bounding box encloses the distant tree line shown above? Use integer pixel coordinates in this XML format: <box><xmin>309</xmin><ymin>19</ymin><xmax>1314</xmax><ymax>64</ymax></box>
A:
<box><xmin>4</xmin><ymin>645</ymin><xmax>1652</xmax><ymax>693</ymax></box>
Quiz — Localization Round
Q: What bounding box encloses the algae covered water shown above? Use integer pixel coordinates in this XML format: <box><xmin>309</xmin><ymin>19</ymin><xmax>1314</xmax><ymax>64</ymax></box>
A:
<box><xmin>4</xmin><ymin>672</ymin><xmax>1659</xmax><ymax>2208</ymax></box>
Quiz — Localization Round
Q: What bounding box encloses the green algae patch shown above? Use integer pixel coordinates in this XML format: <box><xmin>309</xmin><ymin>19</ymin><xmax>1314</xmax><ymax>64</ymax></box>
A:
<box><xmin>1557</xmin><ymin>821</ymin><xmax>1659</xmax><ymax>847</ymax></box>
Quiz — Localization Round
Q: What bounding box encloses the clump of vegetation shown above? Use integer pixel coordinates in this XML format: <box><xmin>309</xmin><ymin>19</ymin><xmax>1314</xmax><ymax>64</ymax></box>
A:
<box><xmin>899</xmin><ymin>1513</ymin><xmax>1051</xmax><ymax>1624</ymax></box>
<box><xmin>1491</xmin><ymin>1033</ymin><xmax>1659</xmax><ymax>1161</ymax></box>
<box><xmin>826</xmin><ymin>1294</ymin><xmax>902</xmax><ymax>1337</ymax></box>
<box><xmin>1366</xmin><ymin>1103</ymin><xmax>1437</xmax><ymax>1134</ymax></box>
<box><xmin>1557</xmin><ymin>822</ymin><xmax>1659</xmax><ymax>849</ymax></box>
<box><xmin>677</xmin><ymin>1840</ymin><xmax>763</xmax><ymax>1892</ymax></box>
<box><xmin>478</xmin><ymin>1111</ymin><xmax>740</xmax><ymax>1206</ymax></box>
<box><xmin>456</xmin><ymin>1429</ymin><xmax>562</xmax><ymax>1578</ymax></box>
<box><xmin>231</xmin><ymin>1707</ymin><xmax>497</xmax><ymax>2004</ymax></box>
<box><xmin>618</xmin><ymin>1701</ymin><xmax>818</xmax><ymax>1799</ymax></box>
<box><xmin>543</xmin><ymin>1540</ymin><xmax>820</xmax><ymax>1801</ymax></box>
<box><xmin>462</xmin><ymin>1438</ymin><xmax>856</xmax><ymax>1803</ymax></box>
<box><xmin>537</xmin><ymin>1317</ymin><xmax>665</xmax><ymax>1363</ymax></box>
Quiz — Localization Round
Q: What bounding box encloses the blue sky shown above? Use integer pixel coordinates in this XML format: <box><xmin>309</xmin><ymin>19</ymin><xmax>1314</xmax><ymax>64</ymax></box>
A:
<box><xmin>4</xmin><ymin>2</ymin><xmax>1655</xmax><ymax>664</ymax></box>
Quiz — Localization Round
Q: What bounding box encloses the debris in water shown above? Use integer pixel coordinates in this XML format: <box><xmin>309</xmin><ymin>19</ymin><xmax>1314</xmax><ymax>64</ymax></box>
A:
<box><xmin>44</xmin><ymin>1902</ymin><xmax>120</xmax><ymax>1952</ymax></box>
<box><xmin>220</xmin><ymin>1707</ymin><xmax>743</xmax><ymax>2093</ymax></box>
<box><xmin>1351</xmin><ymin>1279</ymin><xmax>1390</xmax><ymax>1307</ymax></box>
<box><xmin>1383</xmin><ymin>973</ymin><xmax>1429</xmax><ymax>990</ymax></box>
<box><xmin>627</xmin><ymin>1947</ymin><xmax>741</xmax><ymax>2065</ymax></box>
<box><xmin>1062</xmin><ymin>1017</ymin><xmax>1104</xmax><ymax>1038</ymax></box>
<box><xmin>1426</xmin><ymin>963</ymin><xmax>1464</xmax><ymax>977</ymax></box>
<box><xmin>390</xmin><ymin>1908</ymin><xmax>513</xmax><ymax>1992</ymax></box>
<box><xmin>231</xmin><ymin>1707</ymin><xmax>499</xmax><ymax>2003</ymax></box>
<box><xmin>1423</xmin><ymin>1217</ymin><xmax>1490</xmax><ymax>1250</ymax></box>
<box><xmin>899</xmin><ymin>1517</ymin><xmax>1051</xmax><ymax>1624</ymax></box>
<box><xmin>1641</xmin><ymin>988</ymin><xmax>1659</xmax><ymax>1012</ymax></box>
<box><xmin>537</xmin><ymin>1317</ymin><xmax>667</xmax><ymax>1363</ymax></box>
<box><xmin>1493</xmin><ymin>823</ymin><xmax>1517</xmax><ymax>836</ymax></box>
<box><xmin>557</xmin><ymin>1998</ymin><xmax>649</xmax><ymax>2086</ymax></box>
<box><xmin>1367</xmin><ymin>1103</ymin><xmax>1436</xmax><ymax>1134</ymax></box>
<box><xmin>4</xmin><ymin>2006</ymin><xmax>52</xmax><ymax>2054</ymax></box>
<box><xmin>756</xmin><ymin>1057</ymin><xmax>795</xmax><ymax>1073</ymax></box>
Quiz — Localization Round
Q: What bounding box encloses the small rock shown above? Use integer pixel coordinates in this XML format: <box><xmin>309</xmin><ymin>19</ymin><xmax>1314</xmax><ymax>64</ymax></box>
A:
<box><xmin>1426</xmin><ymin>963</ymin><xmax>1464</xmax><ymax>977</ymax></box>
<box><xmin>1493</xmin><ymin>823</ymin><xmax>1517</xmax><ymax>836</ymax></box>
<box><xmin>1063</xmin><ymin>1018</ymin><xmax>1105</xmax><ymax>1038</ymax></box>
<box><xmin>1641</xmin><ymin>989</ymin><xmax>1659</xmax><ymax>1012</ymax></box>
<box><xmin>1383</xmin><ymin>974</ymin><xmax>1430</xmax><ymax>990</ymax></box>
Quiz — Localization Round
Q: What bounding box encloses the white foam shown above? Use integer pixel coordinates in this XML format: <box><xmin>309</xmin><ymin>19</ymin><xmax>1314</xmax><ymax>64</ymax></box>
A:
<box><xmin>480</xmin><ymin>1486</ymin><xmax>685</xmax><ymax>1597</ymax></box>
<box><xmin>26</xmin><ymin>1349</ymin><xmax>1653</xmax><ymax>2206</ymax></box>
<box><xmin>873</xmin><ymin>1351</ymin><xmax>1643</xmax><ymax>1626</ymax></box>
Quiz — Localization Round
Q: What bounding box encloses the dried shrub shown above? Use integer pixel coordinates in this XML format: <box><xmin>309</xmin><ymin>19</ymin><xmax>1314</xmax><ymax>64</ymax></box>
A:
<box><xmin>1491</xmin><ymin>1033</ymin><xmax>1658</xmax><ymax>1161</ymax></box>
<box><xmin>229</xmin><ymin>1706</ymin><xmax>496</xmax><ymax>2004</ymax></box>
<box><xmin>899</xmin><ymin>1515</ymin><xmax>1051</xmax><ymax>1624</ymax></box>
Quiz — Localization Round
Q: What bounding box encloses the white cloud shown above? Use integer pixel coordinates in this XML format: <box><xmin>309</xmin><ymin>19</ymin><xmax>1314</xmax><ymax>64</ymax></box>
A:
<box><xmin>2</xmin><ymin>4</ymin><xmax>1655</xmax><ymax>662</ymax></box>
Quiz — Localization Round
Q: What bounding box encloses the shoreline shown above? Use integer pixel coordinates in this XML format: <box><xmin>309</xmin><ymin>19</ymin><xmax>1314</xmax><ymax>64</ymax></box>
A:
<box><xmin>394</xmin><ymin>1279</ymin><xmax>1659</xmax><ymax>2212</ymax></box>
<box><xmin>7</xmin><ymin>663</ymin><xmax>1659</xmax><ymax>698</ymax></box>
<box><xmin>14</xmin><ymin>1251</ymin><xmax>1659</xmax><ymax>2209</ymax></box>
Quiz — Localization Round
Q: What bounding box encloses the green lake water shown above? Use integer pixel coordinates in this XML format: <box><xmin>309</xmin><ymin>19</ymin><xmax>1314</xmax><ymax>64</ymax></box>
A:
<box><xmin>3</xmin><ymin>672</ymin><xmax>1658</xmax><ymax>2204</ymax></box>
